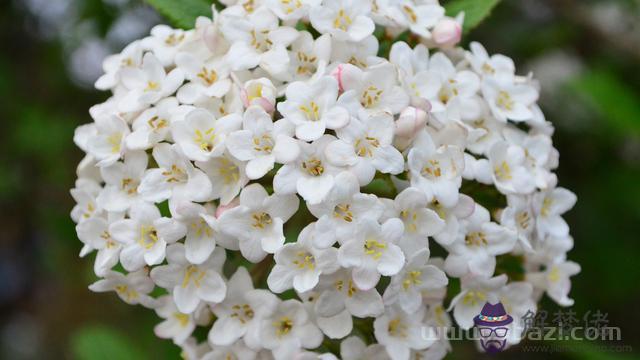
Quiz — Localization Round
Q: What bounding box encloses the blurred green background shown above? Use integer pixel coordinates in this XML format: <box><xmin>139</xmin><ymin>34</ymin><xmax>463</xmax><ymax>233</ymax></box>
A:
<box><xmin>0</xmin><ymin>0</ymin><xmax>638</xmax><ymax>359</ymax></box>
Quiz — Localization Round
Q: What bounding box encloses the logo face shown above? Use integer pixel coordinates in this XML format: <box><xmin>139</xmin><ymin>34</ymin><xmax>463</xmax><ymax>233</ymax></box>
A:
<box><xmin>474</xmin><ymin>302</ymin><xmax>513</xmax><ymax>354</ymax></box>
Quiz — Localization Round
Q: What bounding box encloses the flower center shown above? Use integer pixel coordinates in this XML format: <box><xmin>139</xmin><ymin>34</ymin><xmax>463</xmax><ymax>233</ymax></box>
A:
<box><xmin>147</xmin><ymin>116</ymin><xmax>168</xmax><ymax>131</ymax></box>
<box><xmin>197</xmin><ymin>67</ymin><xmax>218</xmax><ymax>86</ymax></box>
<box><xmin>231</xmin><ymin>303</ymin><xmax>255</xmax><ymax>324</ymax></box>
<box><xmin>465</xmin><ymin>231</ymin><xmax>488</xmax><ymax>247</ymax></box>
<box><xmin>355</xmin><ymin>136</ymin><xmax>380</xmax><ymax>157</ymax></box>
<box><xmin>333</xmin><ymin>203</ymin><xmax>354</xmax><ymax>222</ymax></box>
<box><xmin>115</xmin><ymin>285</ymin><xmax>139</xmax><ymax>302</ymax></box>
<box><xmin>145</xmin><ymin>81</ymin><xmax>159</xmax><ymax>91</ymax></box>
<box><xmin>253</xmin><ymin>134</ymin><xmax>274</xmax><ymax>153</ymax></box>
<box><xmin>302</xmin><ymin>158</ymin><xmax>324</xmax><ymax>176</ymax></box>
<box><xmin>364</xmin><ymin>239</ymin><xmax>386</xmax><ymax>259</ymax></box>
<box><xmin>540</xmin><ymin>197</ymin><xmax>553</xmax><ymax>217</ymax></box>
<box><xmin>191</xmin><ymin>219</ymin><xmax>212</xmax><ymax>238</ymax></box>
<box><xmin>333</xmin><ymin>9</ymin><xmax>352</xmax><ymax>31</ymax></box>
<box><xmin>280</xmin><ymin>0</ymin><xmax>302</xmax><ymax>14</ymax></box>
<box><xmin>217</xmin><ymin>157</ymin><xmax>240</xmax><ymax>184</ymax></box>
<box><xmin>293</xmin><ymin>251</ymin><xmax>315</xmax><ymax>270</ymax></box>
<box><xmin>138</xmin><ymin>225</ymin><xmax>159</xmax><ymax>249</ymax></box>
<box><xmin>494</xmin><ymin>161</ymin><xmax>512</xmax><ymax>181</ymax></box>
<box><xmin>402</xmin><ymin>5</ymin><xmax>417</xmax><ymax>23</ymax></box>
<box><xmin>463</xmin><ymin>290</ymin><xmax>486</xmax><ymax>306</ymax></box>
<box><xmin>182</xmin><ymin>265</ymin><xmax>206</xmax><ymax>288</ymax></box>
<box><xmin>517</xmin><ymin>211</ymin><xmax>531</xmax><ymax>230</ymax></box>
<box><xmin>250</xmin><ymin>29</ymin><xmax>273</xmax><ymax>52</ymax></box>
<box><xmin>194</xmin><ymin>128</ymin><xmax>216</xmax><ymax>152</ymax></box>
<box><xmin>388</xmin><ymin>318</ymin><xmax>408</xmax><ymax>338</ymax></box>
<box><xmin>296</xmin><ymin>52</ymin><xmax>317</xmax><ymax>75</ymax></box>
<box><xmin>173</xmin><ymin>312</ymin><xmax>190</xmax><ymax>327</ymax></box>
<box><xmin>496</xmin><ymin>90</ymin><xmax>514</xmax><ymax>110</ymax></box>
<box><xmin>298</xmin><ymin>101</ymin><xmax>320</xmax><ymax>121</ymax></box>
<box><xmin>421</xmin><ymin>159</ymin><xmax>442</xmax><ymax>180</ymax></box>
<box><xmin>273</xmin><ymin>316</ymin><xmax>293</xmax><ymax>337</ymax></box>
<box><xmin>107</xmin><ymin>132</ymin><xmax>122</xmax><ymax>154</ymax></box>
<box><xmin>121</xmin><ymin>178</ymin><xmax>139</xmax><ymax>195</ymax></box>
<box><xmin>165</xmin><ymin>33</ymin><xmax>185</xmax><ymax>46</ymax></box>
<box><xmin>402</xmin><ymin>270</ymin><xmax>422</xmax><ymax>290</ymax></box>
<box><xmin>162</xmin><ymin>164</ymin><xmax>187</xmax><ymax>183</ymax></box>
<box><xmin>400</xmin><ymin>210</ymin><xmax>418</xmax><ymax>233</ymax></box>
<box><xmin>335</xmin><ymin>279</ymin><xmax>358</xmax><ymax>297</ymax></box>
<box><xmin>251</xmin><ymin>212</ymin><xmax>273</xmax><ymax>229</ymax></box>
<box><xmin>361</xmin><ymin>85</ymin><xmax>383</xmax><ymax>108</ymax></box>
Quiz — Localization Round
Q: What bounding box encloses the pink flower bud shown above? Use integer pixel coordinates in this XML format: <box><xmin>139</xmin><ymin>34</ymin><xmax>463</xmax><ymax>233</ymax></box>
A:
<box><xmin>331</xmin><ymin>64</ymin><xmax>346</xmax><ymax>93</ymax></box>
<box><xmin>215</xmin><ymin>199</ymin><xmax>239</xmax><ymax>218</ymax></box>
<box><xmin>432</xmin><ymin>18</ymin><xmax>462</xmax><ymax>47</ymax></box>
<box><xmin>395</xmin><ymin>107</ymin><xmax>428</xmax><ymax>139</ymax></box>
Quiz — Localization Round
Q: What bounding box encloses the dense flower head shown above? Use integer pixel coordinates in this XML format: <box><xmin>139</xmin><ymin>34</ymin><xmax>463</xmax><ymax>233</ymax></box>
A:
<box><xmin>72</xmin><ymin>1</ymin><xmax>579</xmax><ymax>359</ymax></box>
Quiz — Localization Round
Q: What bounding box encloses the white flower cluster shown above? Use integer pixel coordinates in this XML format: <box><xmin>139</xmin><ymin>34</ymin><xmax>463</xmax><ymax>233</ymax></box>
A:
<box><xmin>71</xmin><ymin>1</ymin><xmax>579</xmax><ymax>359</ymax></box>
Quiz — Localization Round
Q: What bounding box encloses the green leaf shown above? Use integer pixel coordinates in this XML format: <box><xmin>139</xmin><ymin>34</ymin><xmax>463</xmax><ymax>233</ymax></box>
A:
<box><xmin>71</xmin><ymin>325</ymin><xmax>145</xmax><ymax>360</ymax></box>
<box><xmin>444</xmin><ymin>0</ymin><xmax>501</xmax><ymax>33</ymax></box>
<box><xmin>145</xmin><ymin>0</ymin><xmax>211</xmax><ymax>29</ymax></box>
<box><xmin>568</xmin><ymin>69</ymin><xmax>640</xmax><ymax>134</ymax></box>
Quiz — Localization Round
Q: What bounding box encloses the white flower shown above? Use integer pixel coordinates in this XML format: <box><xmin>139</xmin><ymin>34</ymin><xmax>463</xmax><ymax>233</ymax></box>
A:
<box><xmin>267</xmin><ymin>223</ymin><xmax>339</xmax><ymax>293</ymax></box>
<box><xmin>408</xmin><ymin>131</ymin><xmax>465</xmax><ymax>207</ymax></box>
<box><xmin>87</xmin><ymin>114</ymin><xmax>130</xmax><ymax>167</ymax></box>
<box><xmin>219</xmin><ymin>183</ymin><xmax>299</xmax><ymax>262</ymax></box>
<box><xmin>465</xmin><ymin>42</ymin><xmax>515</xmax><ymax>80</ymax></box>
<box><xmin>298</xmin><ymin>290</ymin><xmax>353</xmax><ymax>340</ymax></box>
<box><xmin>315</xmin><ymin>267</ymin><xmax>385</xmax><ymax>322</ymax></box>
<box><xmin>398</xmin><ymin>2</ymin><xmax>444</xmax><ymax>39</ymax></box>
<box><xmin>151</xmin><ymin>243</ymin><xmax>227</xmax><ymax>313</ymax></box>
<box><xmin>172</xmin><ymin>108</ymin><xmax>242</xmax><ymax>162</ymax></box>
<box><xmin>427</xmin><ymin>52</ymin><xmax>481</xmax><ymax>118</ymax></box>
<box><xmin>126</xmin><ymin>97</ymin><xmax>179</xmax><ymax>150</ymax></box>
<box><xmin>273</xmin><ymin>135</ymin><xmax>343</xmax><ymax>204</ymax></box>
<box><xmin>95</xmin><ymin>40</ymin><xmax>144</xmax><ymax>90</ymax></box>
<box><xmin>226</xmin><ymin>106</ymin><xmax>299</xmax><ymax>179</ymax></box>
<box><xmin>338</xmin><ymin>63</ymin><xmax>409</xmax><ymax>116</ymax></box>
<box><xmin>482</xmin><ymin>77</ymin><xmax>538</xmax><ymax>122</ymax></box>
<box><xmin>175</xmin><ymin>52</ymin><xmax>232</xmax><ymax>103</ymax></box>
<box><xmin>374</xmin><ymin>305</ymin><xmax>433</xmax><ymax>360</ymax></box>
<box><xmin>172</xmin><ymin>202</ymin><xmax>233</xmax><ymax>263</ymax></box>
<box><xmin>443</xmin><ymin>203</ymin><xmax>517</xmax><ymax>278</ymax></box>
<box><xmin>448</xmin><ymin>274</ymin><xmax>508</xmax><ymax>330</ymax></box>
<box><xmin>89</xmin><ymin>269</ymin><xmax>156</xmax><ymax>307</ymax></box>
<box><xmin>326</xmin><ymin>113</ymin><xmax>404</xmax><ymax>185</ymax></box>
<box><xmin>118</xmin><ymin>53</ymin><xmax>184</xmax><ymax>112</ymax></box>
<box><xmin>527</xmin><ymin>260</ymin><xmax>580</xmax><ymax>306</ymax></box>
<box><xmin>267</xmin><ymin>0</ymin><xmax>320</xmax><ymax>21</ymax></box>
<box><xmin>338</xmin><ymin>218</ymin><xmax>405</xmax><ymax>290</ymax></box>
<box><xmin>153</xmin><ymin>295</ymin><xmax>202</xmax><ymax>345</ymax></box>
<box><xmin>310</xmin><ymin>0</ymin><xmax>375</xmax><ymax>42</ymax></box>
<box><xmin>308</xmin><ymin>171</ymin><xmax>384</xmax><ymax>248</ymax></box>
<box><xmin>383</xmin><ymin>249</ymin><xmax>448</xmax><ymax>313</ymax></box>
<box><xmin>258</xmin><ymin>299</ymin><xmax>323</xmax><ymax>360</ymax></box>
<box><xmin>138</xmin><ymin>143</ymin><xmax>212</xmax><ymax>204</ymax></box>
<box><xmin>340</xmin><ymin>336</ymin><xmax>390</xmax><ymax>360</ymax></box>
<box><xmin>240</xmin><ymin>77</ymin><xmax>277</xmax><ymax>113</ymax></box>
<box><xmin>201</xmin><ymin>340</ymin><xmax>257</xmax><ymax>360</ymax></box>
<box><xmin>209</xmin><ymin>267</ymin><xmax>279</xmax><ymax>349</ymax></box>
<box><xmin>143</xmin><ymin>25</ymin><xmax>192</xmax><ymax>66</ymax></box>
<box><xmin>278</xmin><ymin>76</ymin><xmax>349</xmax><ymax>141</ymax></box>
<box><xmin>500</xmin><ymin>194</ymin><xmax>535</xmax><ymax>251</ymax></box>
<box><xmin>286</xmin><ymin>32</ymin><xmax>331</xmax><ymax>82</ymax></box>
<box><xmin>330</xmin><ymin>36</ymin><xmax>379</xmax><ymax>69</ymax></box>
<box><xmin>389</xmin><ymin>42</ymin><xmax>440</xmax><ymax>110</ymax></box>
<box><xmin>196</xmin><ymin>152</ymin><xmax>249</xmax><ymax>205</ymax></box>
<box><xmin>488</xmin><ymin>140</ymin><xmax>537</xmax><ymax>195</ymax></box>
<box><xmin>96</xmin><ymin>151</ymin><xmax>148</xmax><ymax>213</ymax></box>
<box><xmin>533</xmin><ymin>187</ymin><xmax>577</xmax><ymax>239</ymax></box>
<box><xmin>110</xmin><ymin>202</ymin><xmax>187</xmax><ymax>271</ymax></box>
<box><xmin>77</xmin><ymin>214</ymin><xmax>123</xmax><ymax>276</ymax></box>
<box><xmin>222</xmin><ymin>8</ymin><xmax>299</xmax><ymax>77</ymax></box>
<box><xmin>70</xmin><ymin>178</ymin><xmax>103</xmax><ymax>223</ymax></box>
<box><xmin>382</xmin><ymin>187</ymin><xmax>445</xmax><ymax>254</ymax></box>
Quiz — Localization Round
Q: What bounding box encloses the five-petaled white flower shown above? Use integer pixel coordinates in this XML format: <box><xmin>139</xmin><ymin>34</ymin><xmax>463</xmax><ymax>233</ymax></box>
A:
<box><xmin>110</xmin><ymin>202</ymin><xmax>187</xmax><ymax>270</ymax></box>
<box><xmin>310</xmin><ymin>0</ymin><xmax>375</xmax><ymax>42</ymax></box>
<box><xmin>338</xmin><ymin>218</ymin><xmax>406</xmax><ymax>290</ymax></box>
<box><xmin>268</xmin><ymin>223</ymin><xmax>339</xmax><ymax>293</ymax></box>
<box><xmin>219</xmin><ymin>183</ymin><xmax>299</xmax><ymax>262</ymax></box>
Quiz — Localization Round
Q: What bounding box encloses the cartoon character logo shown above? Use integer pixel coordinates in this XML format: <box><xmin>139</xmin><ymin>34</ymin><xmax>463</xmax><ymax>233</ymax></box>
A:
<box><xmin>474</xmin><ymin>302</ymin><xmax>513</xmax><ymax>354</ymax></box>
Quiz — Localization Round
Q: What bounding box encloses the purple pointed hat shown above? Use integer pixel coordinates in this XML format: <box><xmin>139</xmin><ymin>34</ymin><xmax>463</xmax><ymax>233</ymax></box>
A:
<box><xmin>474</xmin><ymin>302</ymin><xmax>513</xmax><ymax>327</ymax></box>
